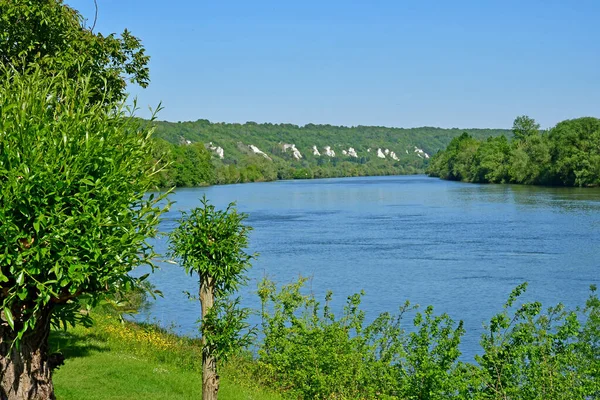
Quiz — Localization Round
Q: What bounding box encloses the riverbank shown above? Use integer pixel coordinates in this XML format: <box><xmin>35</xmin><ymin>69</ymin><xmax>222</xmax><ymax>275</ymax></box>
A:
<box><xmin>50</xmin><ymin>312</ymin><xmax>281</xmax><ymax>400</ymax></box>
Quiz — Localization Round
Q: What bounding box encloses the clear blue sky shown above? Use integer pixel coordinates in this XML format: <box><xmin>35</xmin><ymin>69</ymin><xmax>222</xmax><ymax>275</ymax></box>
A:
<box><xmin>68</xmin><ymin>0</ymin><xmax>599</xmax><ymax>129</ymax></box>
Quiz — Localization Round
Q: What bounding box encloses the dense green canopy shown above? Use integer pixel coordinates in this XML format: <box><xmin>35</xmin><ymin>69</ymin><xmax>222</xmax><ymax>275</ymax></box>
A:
<box><xmin>149</xmin><ymin>119</ymin><xmax>510</xmax><ymax>187</ymax></box>
<box><xmin>427</xmin><ymin>116</ymin><xmax>600</xmax><ymax>187</ymax></box>
<box><xmin>0</xmin><ymin>0</ymin><xmax>150</xmax><ymax>103</ymax></box>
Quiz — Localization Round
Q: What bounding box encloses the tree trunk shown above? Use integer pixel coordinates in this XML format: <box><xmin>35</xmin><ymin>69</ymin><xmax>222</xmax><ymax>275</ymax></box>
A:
<box><xmin>0</xmin><ymin>311</ymin><xmax>55</xmax><ymax>400</ymax></box>
<box><xmin>199</xmin><ymin>277</ymin><xmax>219</xmax><ymax>400</ymax></box>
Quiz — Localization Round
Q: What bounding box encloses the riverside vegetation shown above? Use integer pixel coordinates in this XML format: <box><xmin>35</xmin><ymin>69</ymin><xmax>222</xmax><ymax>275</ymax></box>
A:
<box><xmin>427</xmin><ymin>115</ymin><xmax>600</xmax><ymax>187</ymax></box>
<box><xmin>149</xmin><ymin>119</ymin><xmax>510</xmax><ymax>187</ymax></box>
<box><xmin>49</xmin><ymin>274</ymin><xmax>600</xmax><ymax>399</ymax></box>
<box><xmin>2</xmin><ymin>1</ymin><xmax>599</xmax><ymax>399</ymax></box>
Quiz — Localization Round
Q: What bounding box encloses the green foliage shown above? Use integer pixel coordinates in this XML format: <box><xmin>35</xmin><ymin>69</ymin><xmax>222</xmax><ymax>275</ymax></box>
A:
<box><xmin>254</xmin><ymin>278</ymin><xmax>600</xmax><ymax>399</ymax></box>
<box><xmin>145</xmin><ymin>119</ymin><xmax>510</xmax><ymax>187</ymax></box>
<box><xmin>428</xmin><ymin>115</ymin><xmax>600</xmax><ymax>187</ymax></box>
<box><xmin>508</xmin><ymin>134</ymin><xmax>551</xmax><ymax>185</ymax></box>
<box><xmin>427</xmin><ymin>133</ymin><xmax>481</xmax><ymax>182</ymax></box>
<box><xmin>0</xmin><ymin>66</ymin><xmax>167</xmax><ymax>344</ymax></box>
<box><xmin>512</xmin><ymin>115</ymin><xmax>541</xmax><ymax>141</ymax></box>
<box><xmin>466</xmin><ymin>284</ymin><xmax>600</xmax><ymax>399</ymax></box>
<box><xmin>471</xmin><ymin>136</ymin><xmax>510</xmax><ymax>183</ymax></box>
<box><xmin>157</xmin><ymin>142</ymin><xmax>214</xmax><ymax>187</ymax></box>
<box><xmin>201</xmin><ymin>296</ymin><xmax>253</xmax><ymax>362</ymax></box>
<box><xmin>0</xmin><ymin>0</ymin><xmax>149</xmax><ymax>103</ymax></box>
<box><xmin>256</xmin><ymin>277</ymin><xmax>465</xmax><ymax>399</ymax></box>
<box><xmin>549</xmin><ymin>117</ymin><xmax>600</xmax><ymax>187</ymax></box>
<box><xmin>169</xmin><ymin>197</ymin><xmax>253</xmax><ymax>296</ymax></box>
<box><xmin>169</xmin><ymin>197</ymin><xmax>254</xmax><ymax>363</ymax></box>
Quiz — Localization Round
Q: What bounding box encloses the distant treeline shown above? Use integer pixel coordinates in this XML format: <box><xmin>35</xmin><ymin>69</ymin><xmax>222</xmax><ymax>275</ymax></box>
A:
<box><xmin>147</xmin><ymin>119</ymin><xmax>510</xmax><ymax>187</ymax></box>
<box><xmin>427</xmin><ymin>116</ymin><xmax>600</xmax><ymax>187</ymax></box>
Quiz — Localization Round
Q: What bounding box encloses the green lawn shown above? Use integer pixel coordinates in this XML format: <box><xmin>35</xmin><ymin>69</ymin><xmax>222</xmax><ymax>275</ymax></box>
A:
<box><xmin>50</xmin><ymin>318</ymin><xmax>281</xmax><ymax>400</ymax></box>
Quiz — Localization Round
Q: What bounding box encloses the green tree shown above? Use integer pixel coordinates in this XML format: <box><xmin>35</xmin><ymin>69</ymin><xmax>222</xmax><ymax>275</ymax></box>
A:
<box><xmin>548</xmin><ymin>117</ymin><xmax>600</xmax><ymax>187</ymax></box>
<box><xmin>169</xmin><ymin>197</ymin><xmax>253</xmax><ymax>400</ymax></box>
<box><xmin>0</xmin><ymin>67</ymin><xmax>167</xmax><ymax>399</ymax></box>
<box><xmin>512</xmin><ymin>115</ymin><xmax>540</xmax><ymax>141</ymax></box>
<box><xmin>471</xmin><ymin>136</ymin><xmax>510</xmax><ymax>183</ymax></box>
<box><xmin>427</xmin><ymin>133</ymin><xmax>480</xmax><ymax>181</ymax></box>
<box><xmin>508</xmin><ymin>134</ymin><xmax>551</xmax><ymax>185</ymax></box>
<box><xmin>0</xmin><ymin>0</ymin><xmax>149</xmax><ymax>103</ymax></box>
<box><xmin>172</xmin><ymin>143</ymin><xmax>215</xmax><ymax>187</ymax></box>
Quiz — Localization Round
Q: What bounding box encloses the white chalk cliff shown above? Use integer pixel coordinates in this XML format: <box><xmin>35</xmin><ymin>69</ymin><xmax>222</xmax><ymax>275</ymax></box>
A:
<box><xmin>207</xmin><ymin>142</ymin><xmax>224</xmax><ymax>159</ymax></box>
<box><xmin>414</xmin><ymin>146</ymin><xmax>430</xmax><ymax>159</ymax></box>
<box><xmin>282</xmin><ymin>143</ymin><xmax>302</xmax><ymax>160</ymax></box>
<box><xmin>324</xmin><ymin>146</ymin><xmax>335</xmax><ymax>157</ymax></box>
<box><xmin>377</xmin><ymin>148</ymin><xmax>386</xmax><ymax>159</ymax></box>
<box><xmin>249</xmin><ymin>144</ymin><xmax>272</xmax><ymax>160</ymax></box>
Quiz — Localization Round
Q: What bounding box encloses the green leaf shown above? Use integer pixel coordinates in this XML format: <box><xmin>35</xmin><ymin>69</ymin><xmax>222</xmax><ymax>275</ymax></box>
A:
<box><xmin>3</xmin><ymin>308</ymin><xmax>15</xmax><ymax>330</ymax></box>
<box><xmin>16</xmin><ymin>271</ymin><xmax>24</xmax><ymax>285</ymax></box>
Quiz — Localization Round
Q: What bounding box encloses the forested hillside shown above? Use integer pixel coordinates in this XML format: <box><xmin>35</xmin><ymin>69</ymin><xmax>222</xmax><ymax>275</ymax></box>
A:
<box><xmin>148</xmin><ymin>119</ymin><xmax>510</xmax><ymax>187</ymax></box>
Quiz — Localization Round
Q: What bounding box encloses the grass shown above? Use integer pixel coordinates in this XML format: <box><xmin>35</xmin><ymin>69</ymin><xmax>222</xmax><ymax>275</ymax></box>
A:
<box><xmin>50</xmin><ymin>314</ymin><xmax>282</xmax><ymax>400</ymax></box>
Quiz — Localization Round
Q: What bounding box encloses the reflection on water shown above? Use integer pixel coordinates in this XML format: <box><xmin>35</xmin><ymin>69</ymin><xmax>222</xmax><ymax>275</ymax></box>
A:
<box><xmin>137</xmin><ymin>176</ymin><xmax>600</xmax><ymax>361</ymax></box>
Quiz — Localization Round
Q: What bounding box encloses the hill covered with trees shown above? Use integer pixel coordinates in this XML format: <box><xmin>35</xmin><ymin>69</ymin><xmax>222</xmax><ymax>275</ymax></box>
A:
<box><xmin>149</xmin><ymin>119</ymin><xmax>510</xmax><ymax>187</ymax></box>
<box><xmin>427</xmin><ymin>116</ymin><xmax>600</xmax><ymax>187</ymax></box>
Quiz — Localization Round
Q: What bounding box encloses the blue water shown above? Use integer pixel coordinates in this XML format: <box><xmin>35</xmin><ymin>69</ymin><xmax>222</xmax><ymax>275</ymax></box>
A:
<box><xmin>136</xmin><ymin>175</ymin><xmax>600</xmax><ymax>361</ymax></box>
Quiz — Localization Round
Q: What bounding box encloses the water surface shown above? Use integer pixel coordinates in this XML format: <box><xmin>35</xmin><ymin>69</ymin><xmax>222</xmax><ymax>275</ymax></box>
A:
<box><xmin>138</xmin><ymin>175</ymin><xmax>600</xmax><ymax>360</ymax></box>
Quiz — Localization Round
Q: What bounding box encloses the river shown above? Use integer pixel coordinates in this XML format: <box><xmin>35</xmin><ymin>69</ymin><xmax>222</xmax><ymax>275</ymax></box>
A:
<box><xmin>136</xmin><ymin>175</ymin><xmax>600</xmax><ymax>361</ymax></box>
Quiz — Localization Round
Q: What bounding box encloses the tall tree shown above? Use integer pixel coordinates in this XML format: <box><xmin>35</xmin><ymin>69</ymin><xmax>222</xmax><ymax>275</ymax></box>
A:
<box><xmin>169</xmin><ymin>198</ymin><xmax>253</xmax><ymax>400</ymax></box>
<box><xmin>512</xmin><ymin>115</ymin><xmax>540</xmax><ymax>141</ymax></box>
<box><xmin>0</xmin><ymin>67</ymin><xmax>167</xmax><ymax>399</ymax></box>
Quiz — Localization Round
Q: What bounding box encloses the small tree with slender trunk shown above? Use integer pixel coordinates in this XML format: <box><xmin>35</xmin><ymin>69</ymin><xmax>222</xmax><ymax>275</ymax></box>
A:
<box><xmin>169</xmin><ymin>197</ymin><xmax>253</xmax><ymax>400</ymax></box>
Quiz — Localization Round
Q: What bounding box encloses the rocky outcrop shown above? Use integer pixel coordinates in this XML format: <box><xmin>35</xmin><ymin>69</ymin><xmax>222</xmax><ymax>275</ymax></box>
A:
<box><xmin>377</xmin><ymin>148</ymin><xmax>386</xmax><ymax>159</ymax></box>
<box><xmin>207</xmin><ymin>142</ymin><xmax>224</xmax><ymax>159</ymax></box>
<box><xmin>414</xmin><ymin>146</ymin><xmax>430</xmax><ymax>159</ymax></box>
<box><xmin>282</xmin><ymin>143</ymin><xmax>302</xmax><ymax>160</ymax></box>
<box><xmin>312</xmin><ymin>145</ymin><xmax>321</xmax><ymax>156</ymax></box>
<box><xmin>249</xmin><ymin>144</ymin><xmax>272</xmax><ymax>160</ymax></box>
<box><xmin>324</xmin><ymin>146</ymin><xmax>335</xmax><ymax>157</ymax></box>
<box><xmin>341</xmin><ymin>147</ymin><xmax>358</xmax><ymax>158</ymax></box>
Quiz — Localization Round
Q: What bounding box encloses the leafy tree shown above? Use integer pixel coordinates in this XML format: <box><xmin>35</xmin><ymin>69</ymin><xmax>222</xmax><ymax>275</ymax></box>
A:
<box><xmin>427</xmin><ymin>133</ymin><xmax>480</xmax><ymax>181</ymax></box>
<box><xmin>172</xmin><ymin>143</ymin><xmax>214</xmax><ymax>187</ymax></box>
<box><xmin>471</xmin><ymin>136</ymin><xmax>510</xmax><ymax>183</ymax></box>
<box><xmin>512</xmin><ymin>115</ymin><xmax>540</xmax><ymax>141</ymax></box>
<box><xmin>0</xmin><ymin>0</ymin><xmax>149</xmax><ymax>103</ymax></box>
<box><xmin>548</xmin><ymin>117</ymin><xmax>600</xmax><ymax>187</ymax></box>
<box><xmin>0</xmin><ymin>67</ymin><xmax>166</xmax><ymax>398</ymax></box>
<box><xmin>169</xmin><ymin>197</ymin><xmax>253</xmax><ymax>400</ymax></box>
<box><xmin>508</xmin><ymin>134</ymin><xmax>551</xmax><ymax>185</ymax></box>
